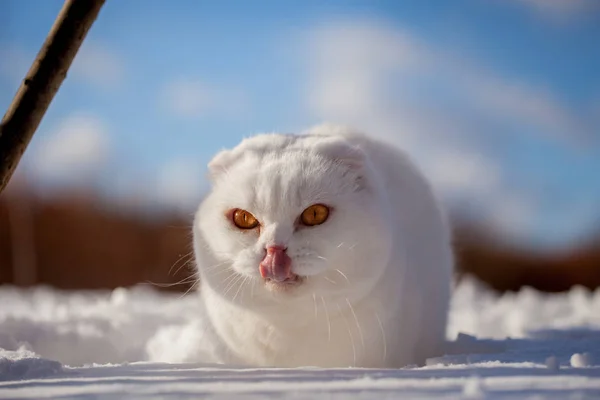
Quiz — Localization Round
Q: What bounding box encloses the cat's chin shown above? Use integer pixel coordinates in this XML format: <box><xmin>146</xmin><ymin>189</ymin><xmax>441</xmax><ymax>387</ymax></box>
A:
<box><xmin>263</xmin><ymin>275</ymin><xmax>305</xmax><ymax>293</ymax></box>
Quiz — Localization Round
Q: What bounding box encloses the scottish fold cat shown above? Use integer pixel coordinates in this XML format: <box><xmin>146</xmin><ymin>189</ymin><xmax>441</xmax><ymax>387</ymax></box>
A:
<box><xmin>193</xmin><ymin>124</ymin><xmax>453</xmax><ymax>368</ymax></box>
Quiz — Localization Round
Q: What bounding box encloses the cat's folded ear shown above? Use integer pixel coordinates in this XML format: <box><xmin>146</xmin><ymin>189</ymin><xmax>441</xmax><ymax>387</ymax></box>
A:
<box><xmin>207</xmin><ymin>149</ymin><xmax>235</xmax><ymax>182</ymax></box>
<box><xmin>314</xmin><ymin>137</ymin><xmax>365</xmax><ymax>170</ymax></box>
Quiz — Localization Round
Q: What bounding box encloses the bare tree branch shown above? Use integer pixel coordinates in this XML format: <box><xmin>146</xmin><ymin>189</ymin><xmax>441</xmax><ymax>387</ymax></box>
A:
<box><xmin>0</xmin><ymin>0</ymin><xmax>106</xmax><ymax>194</ymax></box>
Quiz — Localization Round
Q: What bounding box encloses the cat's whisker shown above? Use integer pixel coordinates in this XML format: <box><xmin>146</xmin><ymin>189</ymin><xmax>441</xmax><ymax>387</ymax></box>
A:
<box><xmin>172</xmin><ymin>255</ymin><xmax>195</xmax><ymax>277</ymax></box>
<box><xmin>375</xmin><ymin>312</ymin><xmax>387</xmax><ymax>362</ymax></box>
<box><xmin>208</xmin><ymin>267</ymin><xmax>237</xmax><ymax>277</ymax></box>
<box><xmin>224</xmin><ymin>274</ymin><xmax>247</xmax><ymax>299</ymax></box>
<box><xmin>168</xmin><ymin>251</ymin><xmax>194</xmax><ymax>276</ymax></box>
<box><xmin>203</xmin><ymin>260</ymin><xmax>231</xmax><ymax>272</ymax></box>
<box><xmin>320</xmin><ymin>296</ymin><xmax>331</xmax><ymax>342</ymax></box>
<box><xmin>206</xmin><ymin>262</ymin><xmax>234</xmax><ymax>277</ymax></box>
<box><xmin>316</xmin><ymin>255</ymin><xmax>328</xmax><ymax>261</ymax></box>
<box><xmin>219</xmin><ymin>270</ymin><xmax>238</xmax><ymax>285</ymax></box>
<box><xmin>144</xmin><ymin>272</ymin><xmax>199</xmax><ymax>288</ymax></box>
<box><xmin>324</xmin><ymin>277</ymin><xmax>337</xmax><ymax>285</ymax></box>
<box><xmin>312</xmin><ymin>293</ymin><xmax>318</xmax><ymax>320</ymax></box>
<box><xmin>240</xmin><ymin>276</ymin><xmax>253</xmax><ymax>301</ymax></box>
<box><xmin>222</xmin><ymin>274</ymin><xmax>244</xmax><ymax>298</ymax></box>
<box><xmin>337</xmin><ymin>303</ymin><xmax>357</xmax><ymax>367</ymax></box>
<box><xmin>232</xmin><ymin>276</ymin><xmax>248</xmax><ymax>303</ymax></box>
<box><xmin>324</xmin><ymin>238</ymin><xmax>358</xmax><ymax>252</ymax></box>
<box><xmin>204</xmin><ymin>262</ymin><xmax>233</xmax><ymax>275</ymax></box>
<box><xmin>346</xmin><ymin>298</ymin><xmax>365</xmax><ymax>349</ymax></box>
<box><xmin>178</xmin><ymin>280</ymin><xmax>199</xmax><ymax>299</ymax></box>
<box><xmin>221</xmin><ymin>279</ymin><xmax>238</xmax><ymax>299</ymax></box>
<box><xmin>330</xmin><ymin>239</ymin><xmax>359</xmax><ymax>251</ymax></box>
<box><xmin>218</xmin><ymin>272</ymin><xmax>240</xmax><ymax>294</ymax></box>
<box><xmin>335</xmin><ymin>269</ymin><xmax>351</xmax><ymax>285</ymax></box>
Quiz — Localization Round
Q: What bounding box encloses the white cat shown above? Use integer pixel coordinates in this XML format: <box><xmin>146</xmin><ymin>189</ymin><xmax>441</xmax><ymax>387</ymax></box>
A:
<box><xmin>193</xmin><ymin>124</ymin><xmax>454</xmax><ymax>368</ymax></box>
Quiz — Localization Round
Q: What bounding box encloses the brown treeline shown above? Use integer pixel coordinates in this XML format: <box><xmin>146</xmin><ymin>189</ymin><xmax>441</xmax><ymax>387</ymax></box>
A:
<box><xmin>1</xmin><ymin>189</ymin><xmax>599</xmax><ymax>293</ymax></box>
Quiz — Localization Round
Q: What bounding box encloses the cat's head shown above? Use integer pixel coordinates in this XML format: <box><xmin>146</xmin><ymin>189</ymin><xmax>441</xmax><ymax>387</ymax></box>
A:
<box><xmin>194</xmin><ymin>129</ymin><xmax>392</xmax><ymax>308</ymax></box>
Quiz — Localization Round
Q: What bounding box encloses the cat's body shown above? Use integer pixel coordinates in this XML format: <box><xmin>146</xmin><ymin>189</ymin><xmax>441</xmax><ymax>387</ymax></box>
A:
<box><xmin>193</xmin><ymin>125</ymin><xmax>453</xmax><ymax>368</ymax></box>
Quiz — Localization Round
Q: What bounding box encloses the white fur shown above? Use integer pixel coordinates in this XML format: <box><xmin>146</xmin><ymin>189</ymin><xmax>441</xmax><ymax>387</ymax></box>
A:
<box><xmin>193</xmin><ymin>125</ymin><xmax>454</xmax><ymax>368</ymax></box>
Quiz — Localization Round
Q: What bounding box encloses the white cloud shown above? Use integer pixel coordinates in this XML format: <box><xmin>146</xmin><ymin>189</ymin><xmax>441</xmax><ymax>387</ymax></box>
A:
<box><xmin>162</xmin><ymin>80</ymin><xmax>212</xmax><ymax>118</ymax></box>
<box><xmin>155</xmin><ymin>159</ymin><xmax>207</xmax><ymax>213</ymax></box>
<box><xmin>302</xmin><ymin>18</ymin><xmax>582</xmax><ymax>242</ymax></box>
<box><xmin>305</xmin><ymin>20</ymin><xmax>499</xmax><ymax>191</ymax></box>
<box><xmin>307</xmin><ymin>19</ymin><xmax>587</xmax><ymax>145</ymax></box>
<box><xmin>458</xmin><ymin>69</ymin><xmax>584</xmax><ymax>140</ymax></box>
<box><xmin>70</xmin><ymin>42</ymin><xmax>125</xmax><ymax>88</ymax></box>
<box><xmin>306</xmin><ymin>20</ymin><xmax>420</xmax><ymax>137</ymax></box>
<box><xmin>160</xmin><ymin>78</ymin><xmax>248</xmax><ymax>119</ymax></box>
<box><xmin>424</xmin><ymin>151</ymin><xmax>501</xmax><ymax>198</ymax></box>
<box><xmin>32</xmin><ymin>114</ymin><xmax>111</xmax><ymax>182</ymax></box>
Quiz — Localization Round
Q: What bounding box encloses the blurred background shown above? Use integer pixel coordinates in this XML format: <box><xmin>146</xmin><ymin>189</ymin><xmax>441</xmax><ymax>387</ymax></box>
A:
<box><xmin>1</xmin><ymin>0</ymin><xmax>599</xmax><ymax>294</ymax></box>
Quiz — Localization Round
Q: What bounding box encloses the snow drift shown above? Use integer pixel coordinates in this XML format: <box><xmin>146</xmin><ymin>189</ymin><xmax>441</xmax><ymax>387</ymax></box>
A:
<box><xmin>1</xmin><ymin>278</ymin><xmax>599</xmax><ymax>398</ymax></box>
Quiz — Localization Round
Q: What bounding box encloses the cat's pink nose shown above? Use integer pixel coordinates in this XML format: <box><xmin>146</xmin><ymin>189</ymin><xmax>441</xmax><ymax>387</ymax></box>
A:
<box><xmin>259</xmin><ymin>246</ymin><xmax>294</xmax><ymax>282</ymax></box>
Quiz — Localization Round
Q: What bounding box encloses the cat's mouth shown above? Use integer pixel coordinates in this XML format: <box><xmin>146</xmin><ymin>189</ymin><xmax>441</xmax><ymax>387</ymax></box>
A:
<box><xmin>259</xmin><ymin>246</ymin><xmax>304</xmax><ymax>291</ymax></box>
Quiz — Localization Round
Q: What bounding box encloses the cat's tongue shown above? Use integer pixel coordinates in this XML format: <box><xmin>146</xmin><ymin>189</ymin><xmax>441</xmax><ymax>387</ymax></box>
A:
<box><xmin>259</xmin><ymin>247</ymin><xmax>294</xmax><ymax>282</ymax></box>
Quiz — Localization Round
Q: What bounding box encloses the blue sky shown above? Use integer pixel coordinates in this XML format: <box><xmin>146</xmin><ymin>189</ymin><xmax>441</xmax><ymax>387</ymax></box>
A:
<box><xmin>1</xmin><ymin>0</ymin><xmax>599</xmax><ymax>251</ymax></box>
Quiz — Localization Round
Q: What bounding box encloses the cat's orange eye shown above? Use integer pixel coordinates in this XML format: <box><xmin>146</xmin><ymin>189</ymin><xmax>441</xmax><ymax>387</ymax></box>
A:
<box><xmin>232</xmin><ymin>209</ymin><xmax>259</xmax><ymax>229</ymax></box>
<box><xmin>300</xmin><ymin>204</ymin><xmax>329</xmax><ymax>226</ymax></box>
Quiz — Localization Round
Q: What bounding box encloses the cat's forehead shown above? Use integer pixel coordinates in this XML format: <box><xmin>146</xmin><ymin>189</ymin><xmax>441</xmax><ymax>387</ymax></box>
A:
<box><xmin>223</xmin><ymin>149</ymin><xmax>336</xmax><ymax>214</ymax></box>
<box><xmin>208</xmin><ymin>131</ymin><xmax>365</xmax><ymax>215</ymax></box>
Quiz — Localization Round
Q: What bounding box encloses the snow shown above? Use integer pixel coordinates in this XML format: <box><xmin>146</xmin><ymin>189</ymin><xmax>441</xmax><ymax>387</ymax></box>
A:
<box><xmin>1</xmin><ymin>278</ymin><xmax>599</xmax><ymax>398</ymax></box>
<box><xmin>0</xmin><ymin>347</ymin><xmax>63</xmax><ymax>382</ymax></box>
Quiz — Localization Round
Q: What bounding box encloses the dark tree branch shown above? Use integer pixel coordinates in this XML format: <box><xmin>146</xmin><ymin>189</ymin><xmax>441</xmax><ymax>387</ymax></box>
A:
<box><xmin>0</xmin><ymin>0</ymin><xmax>106</xmax><ymax>194</ymax></box>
